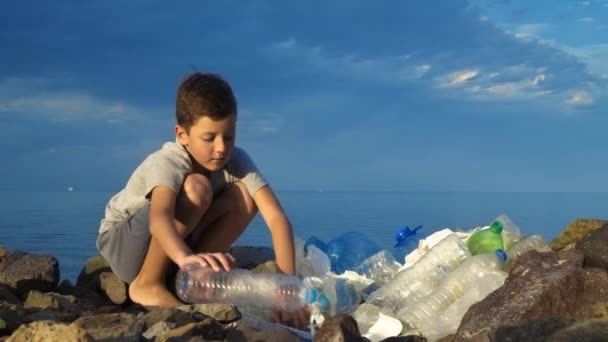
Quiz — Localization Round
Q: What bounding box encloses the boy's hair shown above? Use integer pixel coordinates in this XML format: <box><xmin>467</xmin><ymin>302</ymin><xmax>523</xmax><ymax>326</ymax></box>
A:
<box><xmin>176</xmin><ymin>72</ymin><xmax>237</xmax><ymax>132</ymax></box>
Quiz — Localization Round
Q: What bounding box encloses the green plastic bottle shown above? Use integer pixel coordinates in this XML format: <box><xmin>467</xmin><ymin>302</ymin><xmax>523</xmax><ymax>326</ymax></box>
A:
<box><xmin>466</xmin><ymin>220</ymin><xmax>505</xmax><ymax>255</ymax></box>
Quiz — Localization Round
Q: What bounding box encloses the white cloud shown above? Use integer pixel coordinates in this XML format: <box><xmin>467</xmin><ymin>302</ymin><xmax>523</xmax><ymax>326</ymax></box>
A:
<box><xmin>565</xmin><ymin>90</ymin><xmax>593</xmax><ymax>106</ymax></box>
<box><xmin>267</xmin><ymin>38</ymin><xmax>430</xmax><ymax>84</ymax></box>
<box><xmin>0</xmin><ymin>77</ymin><xmax>142</xmax><ymax>123</ymax></box>
<box><xmin>578</xmin><ymin>1</ymin><xmax>591</xmax><ymax>6</ymax></box>
<box><xmin>578</xmin><ymin>17</ymin><xmax>594</xmax><ymax>22</ymax></box>
<box><xmin>438</xmin><ymin>69</ymin><xmax>479</xmax><ymax>87</ymax></box>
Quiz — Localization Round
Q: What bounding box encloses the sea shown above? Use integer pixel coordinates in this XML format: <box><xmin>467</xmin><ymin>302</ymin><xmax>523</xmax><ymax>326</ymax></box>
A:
<box><xmin>1</xmin><ymin>190</ymin><xmax>607</xmax><ymax>283</ymax></box>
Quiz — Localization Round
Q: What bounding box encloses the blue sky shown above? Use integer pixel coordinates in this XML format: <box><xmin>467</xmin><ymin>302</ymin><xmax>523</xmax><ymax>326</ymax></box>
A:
<box><xmin>1</xmin><ymin>0</ymin><xmax>607</xmax><ymax>192</ymax></box>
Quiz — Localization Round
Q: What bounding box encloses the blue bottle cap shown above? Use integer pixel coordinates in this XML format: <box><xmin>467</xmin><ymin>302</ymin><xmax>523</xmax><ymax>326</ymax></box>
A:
<box><xmin>496</xmin><ymin>249</ymin><xmax>507</xmax><ymax>262</ymax></box>
<box><xmin>317</xmin><ymin>294</ymin><xmax>331</xmax><ymax>312</ymax></box>
<box><xmin>394</xmin><ymin>225</ymin><xmax>423</xmax><ymax>248</ymax></box>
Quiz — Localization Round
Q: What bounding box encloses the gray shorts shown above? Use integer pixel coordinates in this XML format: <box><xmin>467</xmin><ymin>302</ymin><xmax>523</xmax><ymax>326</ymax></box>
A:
<box><xmin>97</xmin><ymin>204</ymin><xmax>197</xmax><ymax>284</ymax></box>
<box><xmin>97</xmin><ymin>204</ymin><xmax>153</xmax><ymax>284</ymax></box>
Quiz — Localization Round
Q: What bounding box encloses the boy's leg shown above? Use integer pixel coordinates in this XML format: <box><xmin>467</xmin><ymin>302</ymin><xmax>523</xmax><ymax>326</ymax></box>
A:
<box><xmin>189</xmin><ymin>182</ymin><xmax>258</xmax><ymax>254</ymax></box>
<box><xmin>128</xmin><ymin>173</ymin><xmax>214</xmax><ymax>307</ymax></box>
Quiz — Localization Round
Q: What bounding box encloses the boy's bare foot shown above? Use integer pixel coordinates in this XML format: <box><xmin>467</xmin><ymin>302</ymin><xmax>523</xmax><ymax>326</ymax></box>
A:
<box><xmin>128</xmin><ymin>279</ymin><xmax>183</xmax><ymax>308</ymax></box>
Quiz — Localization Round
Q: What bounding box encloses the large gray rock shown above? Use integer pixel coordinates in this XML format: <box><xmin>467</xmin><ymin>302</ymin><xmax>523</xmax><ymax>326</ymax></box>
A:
<box><xmin>6</xmin><ymin>320</ymin><xmax>93</xmax><ymax>342</ymax></box>
<box><xmin>0</xmin><ymin>251</ymin><xmax>59</xmax><ymax>296</ymax></box>
<box><xmin>0</xmin><ymin>284</ymin><xmax>21</xmax><ymax>305</ymax></box>
<box><xmin>575</xmin><ymin>223</ymin><xmax>608</xmax><ymax>271</ymax></box>
<box><xmin>0</xmin><ymin>304</ymin><xmax>26</xmax><ymax>336</ymax></box>
<box><xmin>453</xmin><ymin>250</ymin><xmax>608</xmax><ymax>341</ymax></box>
<box><xmin>551</xmin><ymin>219</ymin><xmax>608</xmax><ymax>251</ymax></box>
<box><xmin>23</xmin><ymin>290</ymin><xmax>80</xmax><ymax>313</ymax></box>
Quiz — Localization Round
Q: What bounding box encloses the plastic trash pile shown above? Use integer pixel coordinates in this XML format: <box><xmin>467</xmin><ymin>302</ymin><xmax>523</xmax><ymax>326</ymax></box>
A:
<box><xmin>176</xmin><ymin>213</ymin><xmax>552</xmax><ymax>342</ymax></box>
<box><xmin>293</xmin><ymin>213</ymin><xmax>551</xmax><ymax>341</ymax></box>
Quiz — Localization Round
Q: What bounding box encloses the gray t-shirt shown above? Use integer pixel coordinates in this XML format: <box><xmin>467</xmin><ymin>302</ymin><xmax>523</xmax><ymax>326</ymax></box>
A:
<box><xmin>99</xmin><ymin>142</ymin><xmax>267</xmax><ymax>233</ymax></box>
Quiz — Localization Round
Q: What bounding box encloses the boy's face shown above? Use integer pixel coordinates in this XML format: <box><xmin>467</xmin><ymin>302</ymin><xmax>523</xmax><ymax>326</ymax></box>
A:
<box><xmin>176</xmin><ymin>114</ymin><xmax>236</xmax><ymax>172</ymax></box>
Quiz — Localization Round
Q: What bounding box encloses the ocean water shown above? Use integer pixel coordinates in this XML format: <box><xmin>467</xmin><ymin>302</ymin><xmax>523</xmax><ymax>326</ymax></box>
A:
<box><xmin>1</xmin><ymin>190</ymin><xmax>607</xmax><ymax>283</ymax></box>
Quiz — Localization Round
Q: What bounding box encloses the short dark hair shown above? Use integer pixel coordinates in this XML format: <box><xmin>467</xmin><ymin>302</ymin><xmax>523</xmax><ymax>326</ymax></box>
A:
<box><xmin>175</xmin><ymin>72</ymin><xmax>237</xmax><ymax>132</ymax></box>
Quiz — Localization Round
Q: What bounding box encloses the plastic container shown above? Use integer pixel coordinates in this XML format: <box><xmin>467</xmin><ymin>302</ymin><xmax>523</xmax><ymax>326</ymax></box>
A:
<box><xmin>505</xmin><ymin>235</ymin><xmax>551</xmax><ymax>269</ymax></box>
<box><xmin>176</xmin><ymin>264</ymin><xmax>325</xmax><ymax>311</ymax></box>
<box><xmin>397</xmin><ymin>250</ymin><xmax>507</xmax><ymax>332</ymax></box>
<box><xmin>494</xmin><ymin>214</ymin><xmax>522</xmax><ymax>250</ymax></box>
<box><xmin>352</xmin><ymin>303</ymin><xmax>403</xmax><ymax>342</ymax></box>
<box><xmin>393</xmin><ymin>225</ymin><xmax>423</xmax><ymax>263</ymax></box>
<box><xmin>304</xmin><ymin>231</ymin><xmax>382</xmax><ymax>274</ymax></box>
<box><xmin>353</xmin><ymin>250</ymin><xmax>401</xmax><ymax>286</ymax></box>
<box><xmin>365</xmin><ymin>234</ymin><xmax>471</xmax><ymax>312</ymax></box>
<box><xmin>466</xmin><ymin>220</ymin><xmax>505</xmax><ymax>255</ymax></box>
<box><xmin>316</xmin><ymin>275</ymin><xmax>359</xmax><ymax>315</ymax></box>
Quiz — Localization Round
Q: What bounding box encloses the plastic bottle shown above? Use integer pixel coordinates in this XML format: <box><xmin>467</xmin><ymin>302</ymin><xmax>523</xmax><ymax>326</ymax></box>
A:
<box><xmin>393</xmin><ymin>224</ymin><xmax>423</xmax><ymax>263</ymax></box>
<box><xmin>396</xmin><ymin>250</ymin><xmax>507</xmax><ymax>333</ymax></box>
<box><xmin>466</xmin><ymin>220</ymin><xmax>505</xmax><ymax>255</ymax></box>
<box><xmin>505</xmin><ymin>235</ymin><xmax>550</xmax><ymax>270</ymax></box>
<box><xmin>494</xmin><ymin>214</ymin><xmax>522</xmax><ymax>250</ymax></box>
<box><xmin>353</xmin><ymin>250</ymin><xmax>401</xmax><ymax>286</ymax></box>
<box><xmin>304</xmin><ymin>231</ymin><xmax>382</xmax><ymax>274</ymax></box>
<box><xmin>176</xmin><ymin>264</ymin><xmax>325</xmax><ymax>311</ymax></box>
<box><xmin>365</xmin><ymin>234</ymin><xmax>471</xmax><ymax>312</ymax></box>
<box><xmin>315</xmin><ymin>275</ymin><xmax>359</xmax><ymax>315</ymax></box>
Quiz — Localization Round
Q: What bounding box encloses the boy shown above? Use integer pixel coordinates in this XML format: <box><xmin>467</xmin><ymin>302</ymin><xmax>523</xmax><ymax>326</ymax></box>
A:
<box><xmin>97</xmin><ymin>72</ymin><xmax>307</xmax><ymax>328</ymax></box>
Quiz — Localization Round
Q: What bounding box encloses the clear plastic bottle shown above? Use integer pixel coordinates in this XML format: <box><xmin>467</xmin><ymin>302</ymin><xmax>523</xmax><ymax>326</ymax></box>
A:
<box><xmin>393</xmin><ymin>224</ymin><xmax>423</xmax><ymax>263</ymax></box>
<box><xmin>176</xmin><ymin>264</ymin><xmax>323</xmax><ymax>311</ymax></box>
<box><xmin>315</xmin><ymin>275</ymin><xmax>359</xmax><ymax>315</ymax></box>
<box><xmin>397</xmin><ymin>250</ymin><xmax>507</xmax><ymax>332</ymax></box>
<box><xmin>494</xmin><ymin>214</ymin><xmax>521</xmax><ymax>250</ymax></box>
<box><xmin>304</xmin><ymin>231</ymin><xmax>382</xmax><ymax>274</ymax></box>
<box><xmin>353</xmin><ymin>249</ymin><xmax>401</xmax><ymax>286</ymax></box>
<box><xmin>365</xmin><ymin>234</ymin><xmax>471</xmax><ymax>312</ymax></box>
<box><xmin>505</xmin><ymin>235</ymin><xmax>550</xmax><ymax>269</ymax></box>
<box><xmin>466</xmin><ymin>220</ymin><xmax>505</xmax><ymax>255</ymax></box>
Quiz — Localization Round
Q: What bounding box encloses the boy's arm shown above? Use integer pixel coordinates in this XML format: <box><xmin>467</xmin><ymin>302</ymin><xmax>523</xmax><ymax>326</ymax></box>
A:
<box><xmin>149</xmin><ymin>185</ymin><xmax>192</xmax><ymax>266</ymax></box>
<box><xmin>253</xmin><ymin>185</ymin><xmax>296</xmax><ymax>275</ymax></box>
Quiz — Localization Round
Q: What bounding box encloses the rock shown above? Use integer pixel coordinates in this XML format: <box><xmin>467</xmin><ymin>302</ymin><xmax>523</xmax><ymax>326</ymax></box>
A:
<box><xmin>575</xmin><ymin>223</ymin><xmax>608</xmax><ymax>271</ymax></box>
<box><xmin>494</xmin><ymin>318</ymin><xmax>574</xmax><ymax>341</ymax></box>
<box><xmin>252</xmin><ymin>260</ymin><xmax>278</xmax><ymax>274</ymax></box>
<box><xmin>0</xmin><ymin>284</ymin><xmax>21</xmax><ymax>305</ymax></box>
<box><xmin>98</xmin><ymin>272</ymin><xmax>128</xmax><ymax>305</ymax></box>
<box><xmin>23</xmin><ymin>290</ymin><xmax>79</xmax><ymax>313</ymax></box>
<box><xmin>25</xmin><ymin>308</ymin><xmax>79</xmax><ymax>324</ymax></box>
<box><xmin>225</xmin><ymin>323</ymin><xmax>302</xmax><ymax>342</ymax></box>
<box><xmin>546</xmin><ymin>318</ymin><xmax>608</xmax><ymax>341</ymax></box>
<box><xmin>228</xmin><ymin>246</ymin><xmax>275</xmax><ymax>270</ymax></box>
<box><xmin>72</xmin><ymin>312</ymin><xmax>143</xmax><ymax>342</ymax></box>
<box><xmin>142</xmin><ymin>321</ymin><xmax>176</xmax><ymax>340</ymax></box>
<box><xmin>453</xmin><ymin>250</ymin><xmax>608</xmax><ymax>341</ymax></box>
<box><xmin>380</xmin><ymin>336</ymin><xmax>427</xmax><ymax>342</ymax></box>
<box><xmin>0</xmin><ymin>304</ymin><xmax>26</xmax><ymax>335</ymax></box>
<box><xmin>55</xmin><ymin>279</ymin><xmax>108</xmax><ymax>312</ymax></box>
<box><xmin>0</xmin><ymin>246</ymin><xmax>6</xmax><ymax>262</ymax></box>
<box><xmin>313</xmin><ymin>314</ymin><xmax>370</xmax><ymax>342</ymax></box>
<box><xmin>156</xmin><ymin>316</ymin><xmax>227</xmax><ymax>342</ymax></box>
<box><xmin>178</xmin><ymin>303</ymin><xmax>241</xmax><ymax>323</ymax></box>
<box><xmin>141</xmin><ymin>307</ymin><xmax>204</xmax><ymax>329</ymax></box>
<box><xmin>6</xmin><ymin>321</ymin><xmax>93</xmax><ymax>342</ymax></box>
<box><xmin>76</xmin><ymin>256</ymin><xmax>128</xmax><ymax>305</ymax></box>
<box><xmin>551</xmin><ymin>219</ymin><xmax>608</xmax><ymax>251</ymax></box>
<box><xmin>0</xmin><ymin>251</ymin><xmax>59</xmax><ymax>296</ymax></box>
<box><xmin>76</xmin><ymin>256</ymin><xmax>111</xmax><ymax>287</ymax></box>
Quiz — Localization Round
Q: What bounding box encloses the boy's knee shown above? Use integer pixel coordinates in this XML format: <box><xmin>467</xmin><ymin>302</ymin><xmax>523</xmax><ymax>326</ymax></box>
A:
<box><xmin>235</xmin><ymin>182</ymin><xmax>257</xmax><ymax>219</ymax></box>
<box><xmin>182</xmin><ymin>174</ymin><xmax>213</xmax><ymax>209</ymax></box>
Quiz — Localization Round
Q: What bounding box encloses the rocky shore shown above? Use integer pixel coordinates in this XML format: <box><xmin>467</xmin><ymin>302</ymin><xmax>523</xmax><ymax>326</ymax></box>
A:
<box><xmin>1</xmin><ymin>219</ymin><xmax>608</xmax><ymax>341</ymax></box>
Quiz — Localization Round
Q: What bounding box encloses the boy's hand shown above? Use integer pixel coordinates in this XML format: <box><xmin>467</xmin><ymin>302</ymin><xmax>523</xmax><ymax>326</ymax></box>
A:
<box><xmin>273</xmin><ymin>307</ymin><xmax>310</xmax><ymax>330</ymax></box>
<box><xmin>177</xmin><ymin>252</ymin><xmax>236</xmax><ymax>272</ymax></box>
